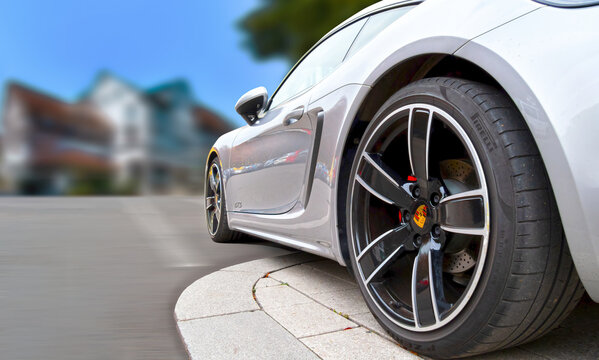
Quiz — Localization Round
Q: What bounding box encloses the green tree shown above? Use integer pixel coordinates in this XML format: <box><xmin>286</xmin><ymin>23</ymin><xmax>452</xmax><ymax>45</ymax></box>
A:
<box><xmin>240</xmin><ymin>0</ymin><xmax>378</xmax><ymax>64</ymax></box>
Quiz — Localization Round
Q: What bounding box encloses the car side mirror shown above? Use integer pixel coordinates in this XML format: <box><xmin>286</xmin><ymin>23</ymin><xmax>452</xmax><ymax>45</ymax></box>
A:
<box><xmin>235</xmin><ymin>87</ymin><xmax>268</xmax><ymax>125</ymax></box>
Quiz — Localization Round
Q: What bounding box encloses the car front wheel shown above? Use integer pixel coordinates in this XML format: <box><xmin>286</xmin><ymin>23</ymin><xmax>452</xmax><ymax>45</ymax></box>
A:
<box><xmin>205</xmin><ymin>157</ymin><xmax>244</xmax><ymax>243</ymax></box>
<box><xmin>346</xmin><ymin>77</ymin><xmax>584</xmax><ymax>358</ymax></box>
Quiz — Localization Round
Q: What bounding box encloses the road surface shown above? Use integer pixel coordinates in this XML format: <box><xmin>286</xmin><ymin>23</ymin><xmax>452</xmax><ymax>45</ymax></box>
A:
<box><xmin>0</xmin><ymin>197</ymin><xmax>292</xmax><ymax>360</ymax></box>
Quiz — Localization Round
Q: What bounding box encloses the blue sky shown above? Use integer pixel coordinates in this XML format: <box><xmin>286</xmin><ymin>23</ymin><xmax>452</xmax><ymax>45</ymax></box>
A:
<box><xmin>0</xmin><ymin>0</ymin><xmax>289</xmax><ymax>126</ymax></box>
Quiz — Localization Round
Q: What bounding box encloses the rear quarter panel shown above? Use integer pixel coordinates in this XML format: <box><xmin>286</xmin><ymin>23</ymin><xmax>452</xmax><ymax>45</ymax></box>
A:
<box><xmin>455</xmin><ymin>5</ymin><xmax>599</xmax><ymax>300</ymax></box>
<box><xmin>220</xmin><ymin>0</ymin><xmax>545</xmax><ymax>265</ymax></box>
<box><xmin>307</xmin><ymin>0</ymin><xmax>541</xmax><ymax>264</ymax></box>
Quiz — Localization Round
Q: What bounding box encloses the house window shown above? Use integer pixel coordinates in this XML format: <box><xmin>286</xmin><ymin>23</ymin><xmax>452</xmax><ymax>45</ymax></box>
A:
<box><xmin>125</xmin><ymin>122</ymin><xmax>139</xmax><ymax>148</ymax></box>
<box><xmin>124</xmin><ymin>105</ymin><xmax>139</xmax><ymax>147</ymax></box>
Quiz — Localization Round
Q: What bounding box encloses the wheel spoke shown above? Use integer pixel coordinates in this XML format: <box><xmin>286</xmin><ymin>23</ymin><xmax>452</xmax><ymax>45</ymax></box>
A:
<box><xmin>206</xmin><ymin>196</ymin><xmax>215</xmax><ymax>210</ymax></box>
<box><xmin>428</xmin><ymin>247</ymin><xmax>450</xmax><ymax>321</ymax></box>
<box><xmin>356</xmin><ymin>153</ymin><xmax>412</xmax><ymax>207</ymax></box>
<box><xmin>438</xmin><ymin>189</ymin><xmax>486</xmax><ymax>235</ymax></box>
<box><xmin>209</xmin><ymin>170</ymin><xmax>217</xmax><ymax>192</ymax></box>
<box><xmin>361</xmin><ymin>225</ymin><xmax>411</xmax><ymax>284</ymax></box>
<box><xmin>411</xmin><ymin>238</ymin><xmax>450</xmax><ymax>327</ymax></box>
<box><xmin>408</xmin><ymin>108</ymin><xmax>432</xmax><ymax>192</ymax></box>
<box><xmin>214</xmin><ymin>171</ymin><xmax>221</xmax><ymax>194</ymax></box>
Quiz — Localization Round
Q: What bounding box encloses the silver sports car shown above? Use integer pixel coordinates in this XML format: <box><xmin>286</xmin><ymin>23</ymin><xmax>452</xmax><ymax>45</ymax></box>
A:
<box><xmin>205</xmin><ymin>0</ymin><xmax>599</xmax><ymax>357</ymax></box>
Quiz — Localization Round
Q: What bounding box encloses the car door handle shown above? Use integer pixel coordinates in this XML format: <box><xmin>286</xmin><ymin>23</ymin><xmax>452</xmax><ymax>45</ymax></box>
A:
<box><xmin>283</xmin><ymin>107</ymin><xmax>304</xmax><ymax>126</ymax></box>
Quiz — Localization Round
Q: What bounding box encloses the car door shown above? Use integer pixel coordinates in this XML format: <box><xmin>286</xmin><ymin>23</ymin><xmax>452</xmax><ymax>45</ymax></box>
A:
<box><xmin>227</xmin><ymin>18</ymin><xmax>367</xmax><ymax>214</ymax></box>
<box><xmin>228</xmin><ymin>91</ymin><xmax>311</xmax><ymax>214</ymax></box>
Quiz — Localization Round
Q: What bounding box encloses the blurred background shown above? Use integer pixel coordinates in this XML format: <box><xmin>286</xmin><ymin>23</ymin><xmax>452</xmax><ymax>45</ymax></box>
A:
<box><xmin>3</xmin><ymin>2</ymin><xmax>598</xmax><ymax>360</ymax></box>
<box><xmin>0</xmin><ymin>0</ymin><xmax>377</xmax><ymax>196</ymax></box>
<box><xmin>0</xmin><ymin>1</ymin><xmax>379</xmax><ymax>360</ymax></box>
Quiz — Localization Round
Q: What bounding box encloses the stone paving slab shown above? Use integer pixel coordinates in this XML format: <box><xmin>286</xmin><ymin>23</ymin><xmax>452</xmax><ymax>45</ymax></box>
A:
<box><xmin>309</xmin><ymin>288</ymin><xmax>371</xmax><ymax>316</ymax></box>
<box><xmin>254</xmin><ymin>277</ymin><xmax>282</xmax><ymax>289</ymax></box>
<box><xmin>174</xmin><ymin>270</ymin><xmax>259</xmax><ymax>321</ymax></box>
<box><xmin>301</xmin><ymin>327</ymin><xmax>420</xmax><ymax>360</ymax></box>
<box><xmin>349</xmin><ymin>311</ymin><xmax>396</xmax><ymax>342</ymax></box>
<box><xmin>178</xmin><ymin>311</ymin><xmax>318</xmax><ymax>360</ymax></box>
<box><xmin>255</xmin><ymin>282</ymin><xmax>314</xmax><ymax>309</ymax></box>
<box><xmin>264</xmin><ymin>302</ymin><xmax>357</xmax><ymax>338</ymax></box>
<box><xmin>175</xmin><ymin>252</ymin><xmax>320</xmax><ymax>321</ymax></box>
<box><xmin>302</xmin><ymin>260</ymin><xmax>357</xmax><ymax>283</ymax></box>
<box><xmin>270</xmin><ymin>265</ymin><xmax>357</xmax><ymax>295</ymax></box>
<box><xmin>221</xmin><ymin>252</ymin><xmax>320</xmax><ymax>276</ymax></box>
<box><xmin>175</xmin><ymin>252</ymin><xmax>599</xmax><ymax>359</ymax></box>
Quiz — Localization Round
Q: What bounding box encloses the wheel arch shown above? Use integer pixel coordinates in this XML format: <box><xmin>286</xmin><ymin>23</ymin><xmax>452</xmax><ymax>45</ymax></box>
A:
<box><xmin>206</xmin><ymin>148</ymin><xmax>219</xmax><ymax>167</ymax></box>
<box><xmin>454</xmin><ymin>41</ymin><xmax>599</xmax><ymax>300</ymax></box>
<box><xmin>206</xmin><ymin>148</ymin><xmax>222</xmax><ymax>187</ymax></box>
<box><xmin>206</xmin><ymin>129</ymin><xmax>238</xmax><ymax>217</ymax></box>
<box><xmin>335</xmin><ymin>47</ymin><xmax>592</xmax><ymax>301</ymax></box>
<box><xmin>336</xmin><ymin>53</ymin><xmax>508</xmax><ymax>266</ymax></box>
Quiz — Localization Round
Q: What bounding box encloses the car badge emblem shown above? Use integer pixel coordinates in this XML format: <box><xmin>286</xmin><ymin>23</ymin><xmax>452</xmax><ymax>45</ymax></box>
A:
<box><xmin>414</xmin><ymin>204</ymin><xmax>427</xmax><ymax>228</ymax></box>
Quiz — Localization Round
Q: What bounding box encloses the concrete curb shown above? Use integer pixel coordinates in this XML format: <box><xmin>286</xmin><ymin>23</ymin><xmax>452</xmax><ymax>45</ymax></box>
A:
<box><xmin>174</xmin><ymin>252</ymin><xmax>599</xmax><ymax>359</ymax></box>
<box><xmin>174</xmin><ymin>252</ymin><xmax>420</xmax><ymax>359</ymax></box>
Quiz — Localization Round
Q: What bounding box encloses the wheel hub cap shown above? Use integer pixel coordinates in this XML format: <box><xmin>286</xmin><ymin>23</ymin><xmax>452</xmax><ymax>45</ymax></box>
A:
<box><xmin>412</xmin><ymin>204</ymin><xmax>428</xmax><ymax>229</ymax></box>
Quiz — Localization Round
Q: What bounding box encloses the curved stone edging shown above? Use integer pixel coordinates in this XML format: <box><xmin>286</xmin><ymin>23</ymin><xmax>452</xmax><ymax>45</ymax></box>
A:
<box><xmin>174</xmin><ymin>252</ymin><xmax>419</xmax><ymax>360</ymax></box>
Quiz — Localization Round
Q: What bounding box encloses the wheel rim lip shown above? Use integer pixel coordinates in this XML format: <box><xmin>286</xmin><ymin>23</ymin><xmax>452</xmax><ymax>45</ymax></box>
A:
<box><xmin>206</xmin><ymin>163</ymin><xmax>222</xmax><ymax>236</ymax></box>
<box><xmin>349</xmin><ymin>103</ymin><xmax>490</xmax><ymax>332</ymax></box>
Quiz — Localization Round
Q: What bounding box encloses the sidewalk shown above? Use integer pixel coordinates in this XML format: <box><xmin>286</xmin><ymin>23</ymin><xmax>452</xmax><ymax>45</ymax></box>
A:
<box><xmin>174</xmin><ymin>252</ymin><xmax>599</xmax><ymax>359</ymax></box>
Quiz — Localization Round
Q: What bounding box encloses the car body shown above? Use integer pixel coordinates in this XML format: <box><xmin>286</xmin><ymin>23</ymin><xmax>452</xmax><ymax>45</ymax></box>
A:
<box><xmin>205</xmin><ymin>1</ymin><xmax>599</xmax><ymax>356</ymax></box>
<box><xmin>210</xmin><ymin>0</ymin><xmax>599</xmax><ymax>301</ymax></box>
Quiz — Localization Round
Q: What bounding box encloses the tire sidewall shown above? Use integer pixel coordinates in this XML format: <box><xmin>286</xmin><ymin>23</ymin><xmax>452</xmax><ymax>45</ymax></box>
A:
<box><xmin>346</xmin><ymin>79</ymin><xmax>516</xmax><ymax>355</ymax></box>
<box><xmin>206</xmin><ymin>158</ymin><xmax>226</xmax><ymax>239</ymax></box>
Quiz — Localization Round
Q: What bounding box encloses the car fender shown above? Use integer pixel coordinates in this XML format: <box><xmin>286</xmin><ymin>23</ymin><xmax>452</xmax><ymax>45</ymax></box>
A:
<box><xmin>454</xmin><ymin>6</ymin><xmax>599</xmax><ymax>300</ymax></box>
<box><xmin>207</xmin><ymin>127</ymin><xmax>245</xmax><ymax>215</ymax></box>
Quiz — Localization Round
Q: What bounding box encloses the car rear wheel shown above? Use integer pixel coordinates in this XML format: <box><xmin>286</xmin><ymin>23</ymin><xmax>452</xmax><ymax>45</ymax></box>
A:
<box><xmin>206</xmin><ymin>157</ymin><xmax>244</xmax><ymax>243</ymax></box>
<box><xmin>346</xmin><ymin>77</ymin><xmax>584</xmax><ymax>358</ymax></box>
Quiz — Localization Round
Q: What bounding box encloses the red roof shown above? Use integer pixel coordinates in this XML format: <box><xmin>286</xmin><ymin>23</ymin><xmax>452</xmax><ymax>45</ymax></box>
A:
<box><xmin>192</xmin><ymin>106</ymin><xmax>235</xmax><ymax>135</ymax></box>
<box><xmin>32</xmin><ymin>150</ymin><xmax>112</xmax><ymax>172</ymax></box>
<box><xmin>6</xmin><ymin>82</ymin><xmax>113</xmax><ymax>140</ymax></box>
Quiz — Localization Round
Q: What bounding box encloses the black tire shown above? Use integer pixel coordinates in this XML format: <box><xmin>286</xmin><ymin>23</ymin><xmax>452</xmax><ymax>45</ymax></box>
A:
<box><xmin>346</xmin><ymin>77</ymin><xmax>584</xmax><ymax>358</ymax></box>
<box><xmin>205</xmin><ymin>157</ymin><xmax>244</xmax><ymax>243</ymax></box>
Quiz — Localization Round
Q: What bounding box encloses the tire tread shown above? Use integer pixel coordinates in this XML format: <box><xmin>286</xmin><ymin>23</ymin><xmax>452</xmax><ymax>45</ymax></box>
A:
<box><xmin>382</xmin><ymin>77</ymin><xmax>583</xmax><ymax>358</ymax></box>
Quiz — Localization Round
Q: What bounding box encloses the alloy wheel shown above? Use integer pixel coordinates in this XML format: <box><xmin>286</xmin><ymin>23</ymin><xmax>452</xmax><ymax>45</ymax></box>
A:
<box><xmin>206</xmin><ymin>163</ymin><xmax>222</xmax><ymax>236</ymax></box>
<box><xmin>350</xmin><ymin>104</ymin><xmax>490</xmax><ymax>331</ymax></box>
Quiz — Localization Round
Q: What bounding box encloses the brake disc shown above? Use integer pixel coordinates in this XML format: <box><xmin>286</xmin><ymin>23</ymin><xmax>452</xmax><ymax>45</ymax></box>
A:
<box><xmin>443</xmin><ymin>249</ymin><xmax>476</xmax><ymax>274</ymax></box>
<box><xmin>439</xmin><ymin>159</ymin><xmax>476</xmax><ymax>184</ymax></box>
<box><xmin>439</xmin><ymin>159</ymin><xmax>479</xmax><ymax>279</ymax></box>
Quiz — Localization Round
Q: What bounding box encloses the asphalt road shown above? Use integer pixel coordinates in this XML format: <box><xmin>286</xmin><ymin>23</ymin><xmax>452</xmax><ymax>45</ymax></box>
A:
<box><xmin>0</xmin><ymin>197</ymin><xmax>292</xmax><ymax>360</ymax></box>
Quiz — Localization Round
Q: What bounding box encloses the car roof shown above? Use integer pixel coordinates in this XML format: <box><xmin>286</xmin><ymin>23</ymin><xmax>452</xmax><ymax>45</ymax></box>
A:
<box><xmin>325</xmin><ymin>0</ymin><xmax>421</xmax><ymax>39</ymax></box>
<box><xmin>266</xmin><ymin>0</ymin><xmax>422</xmax><ymax>111</ymax></box>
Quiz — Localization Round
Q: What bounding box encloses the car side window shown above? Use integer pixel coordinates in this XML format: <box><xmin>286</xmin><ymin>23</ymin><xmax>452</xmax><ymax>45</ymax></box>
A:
<box><xmin>269</xmin><ymin>18</ymin><xmax>367</xmax><ymax>109</ymax></box>
<box><xmin>344</xmin><ymin>6</ymin><xmax>416</xmax><ymax>60</ymax></box>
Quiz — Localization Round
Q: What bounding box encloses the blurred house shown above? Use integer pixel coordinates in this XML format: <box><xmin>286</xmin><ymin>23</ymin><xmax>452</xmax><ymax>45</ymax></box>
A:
<box><xmin>1</xmin><ymin>83</ymin><xmax>113</xmax><ymax>194</ymax></box>
<box><xmin>1</xmin><ymin>73</ymin><xmax>234</xmax><ymax>195</ymax></box>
